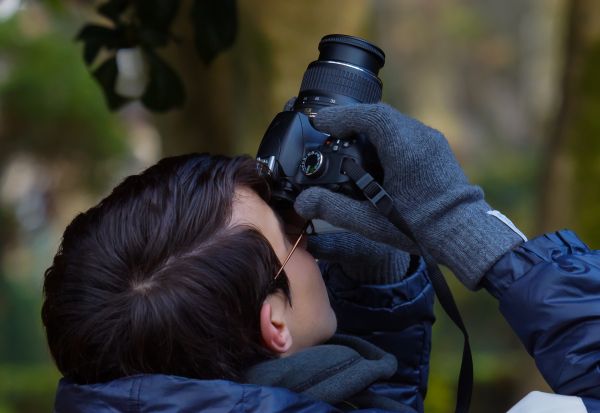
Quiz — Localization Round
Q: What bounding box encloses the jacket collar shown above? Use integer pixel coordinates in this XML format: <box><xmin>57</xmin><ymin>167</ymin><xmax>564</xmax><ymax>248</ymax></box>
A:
<box><xmin>55</xmin><ymin>374</ymin><xmax>336</xmax><ymax>412</ymax></box>
<box><xmin>244</xmin><ymin>334</ymin><xmax>397</xmax><ymax>406</ymax></box>
<box><xmin>53</xmin><ymin>335</ymin><xmax>401</xmax><ymax>412</ymax></box>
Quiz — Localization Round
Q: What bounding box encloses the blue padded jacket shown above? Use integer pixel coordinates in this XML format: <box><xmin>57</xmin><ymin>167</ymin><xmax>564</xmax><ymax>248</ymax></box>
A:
<box><xmin>484</xmin><ymin>230</ymin><xmax>600</xmax><ymax>413</ymax></box>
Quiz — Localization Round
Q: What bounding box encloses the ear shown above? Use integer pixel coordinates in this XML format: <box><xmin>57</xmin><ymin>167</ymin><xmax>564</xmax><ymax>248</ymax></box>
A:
<box><xmin>260</xmin><ymin>298</ymin><xmax>292</xmax><ymax>354</ymax></box>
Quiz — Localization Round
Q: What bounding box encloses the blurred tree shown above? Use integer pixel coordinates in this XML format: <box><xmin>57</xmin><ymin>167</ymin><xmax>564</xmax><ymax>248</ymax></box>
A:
<box><xmin>0</xmin><ymin>6</ymin><xmax>129</xmax><ymax>409</ymax></box>
<box><xmin>0</xmin><ymin>14</ymin><xmax>127</xmax><ymax>188</ymax></box>
<box><xmin>539</xmin><ymin>0</ymin><xmax>600</xmax><ymax>245</ymax></box>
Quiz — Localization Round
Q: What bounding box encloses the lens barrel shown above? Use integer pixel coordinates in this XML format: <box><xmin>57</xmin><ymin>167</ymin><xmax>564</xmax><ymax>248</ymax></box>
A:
<box><xmin>318</xmin><ymin>35</ymin><xmax>385</xmax><ymax>74</ymax></box>
<box><xmin>296</xmin><ymin>34</ymin><xmax>385</xmax><ymax>110</ymax></box>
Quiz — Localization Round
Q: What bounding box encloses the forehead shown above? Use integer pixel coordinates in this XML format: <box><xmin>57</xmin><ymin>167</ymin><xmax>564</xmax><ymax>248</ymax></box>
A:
<box><xmin>230</xmin><ymin>187</ymin><xmax>286</xmax><ymax>253</ymax></box>
<box><xmin>231</xmin><ymin>187</ymin><xmax>275</xmax><ymax>225</ymax></box>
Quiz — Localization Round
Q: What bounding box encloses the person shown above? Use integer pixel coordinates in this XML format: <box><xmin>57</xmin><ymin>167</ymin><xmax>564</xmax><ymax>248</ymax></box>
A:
<box><xmin>41</xmin><ymin>103</ymin><xmax>600</xmax><ymax>413</ymax></box>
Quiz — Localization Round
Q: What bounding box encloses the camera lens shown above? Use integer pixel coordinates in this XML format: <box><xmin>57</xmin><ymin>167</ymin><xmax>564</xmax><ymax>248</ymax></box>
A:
<box><xmin>295</xmin><ymin>34</ymin><xmax>385</xmax><ymax>113</ymax></box>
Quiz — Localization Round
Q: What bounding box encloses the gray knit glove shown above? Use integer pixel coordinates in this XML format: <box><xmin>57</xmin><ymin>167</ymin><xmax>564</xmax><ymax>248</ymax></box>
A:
<box><xmin>294</xmin><ymin>103</ymin><xmax>526</xmax><ymax>289</ymax></box>
<box><xmin>308</xmin><ymin>232</ymin><xmax>412</xmax><ymax>285</ymax></box>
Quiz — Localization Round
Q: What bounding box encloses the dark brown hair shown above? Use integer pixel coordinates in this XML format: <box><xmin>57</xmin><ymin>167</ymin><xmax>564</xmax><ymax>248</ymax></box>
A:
<box><xmin>41</xmin><ymin>154</ymin><xmax>290</xmax><ymax>384</ymax></box>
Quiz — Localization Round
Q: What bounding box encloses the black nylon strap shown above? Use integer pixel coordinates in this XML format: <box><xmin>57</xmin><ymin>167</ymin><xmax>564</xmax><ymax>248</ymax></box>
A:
<box><xmin>342</xmin><ymin>158</ymin><xmax>473</xmax><ymax>413</ymax></box>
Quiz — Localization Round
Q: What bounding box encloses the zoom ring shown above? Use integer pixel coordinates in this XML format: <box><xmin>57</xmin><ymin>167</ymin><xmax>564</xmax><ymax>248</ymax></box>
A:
<box><xmin>299</xmin><ymin>63</ymin><xmax>382</xmax><ymax>104</ymax></box>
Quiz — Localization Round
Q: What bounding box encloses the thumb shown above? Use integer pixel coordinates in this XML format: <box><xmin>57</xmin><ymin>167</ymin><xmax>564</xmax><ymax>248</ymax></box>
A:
<box><xmin>311</xmin><ymin>103</ymin><xmax>409</xmax><ymax>157</ymax></box>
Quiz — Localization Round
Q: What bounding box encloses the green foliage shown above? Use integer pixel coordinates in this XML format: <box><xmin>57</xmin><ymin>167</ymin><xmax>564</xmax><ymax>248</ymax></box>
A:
<box><xmin>468</xmin><ymin>146</ymin><xmax>539</xmax><ymax>234</ymax></box>
<box><xmin>92</xmin><ymin>56</ymin><xmax>130</xmax><ymax>110</ymax></box>
<box><xmin>191</xmin><ymin>0</ymin><xmax>237</xmax><ymax>64</ymax></box>
<box><xmin>134</xmin><ymin>0</ymin><xmax>181</xmax><ymax>33</ymax></box>
<box><xmin>77</xmin><ymin>24</ymin><xmax>127</xmax><ymax>65</ymax></box>
<box><xmin>0</xmin><ymin>364</ymin><xmax>60</xmax><ymax>413</ymax></box>
<box><xmin>0</xmin><ymin>277</ymin><xmax>48</xmax><ymax>364</ymax></box>
<box><xmin>97</xmin><ymin>0</ymin><xmax>129</xmax><ymax>24</ymax></box>
<box><xmin>141</xmin><ymin>49</ymin><xmax>185</xmax><ymax>111</ymax></box>
<box><xmin>39</xmin><ymin>0</ymin><xmax>64</xmax><ymax>13</ymax></box>
<box><xmin>0</xmin><ymin>17</ymin><xmax>126</xmax><ymax>166</ymax></box>
<box><xmin>76</xmin><ymin>0</ymin><xmax>238</xmax><ymax>112</ymax></box>
<box><xmin>570</xmin><ymin>40</ymin><xmax>600</xmax><ymax>247</ymax></box>
<box><xmin>0</xmin><ymin>15</ymin><xmax>127</xmax><ymax>190</ymax></box>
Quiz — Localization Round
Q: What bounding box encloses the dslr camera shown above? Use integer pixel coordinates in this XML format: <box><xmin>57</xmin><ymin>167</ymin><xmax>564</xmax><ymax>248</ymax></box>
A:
<box><xmin>256</xmin><ymin>34</ymin><xmax>386</xmax><ymax>208</ymax></box>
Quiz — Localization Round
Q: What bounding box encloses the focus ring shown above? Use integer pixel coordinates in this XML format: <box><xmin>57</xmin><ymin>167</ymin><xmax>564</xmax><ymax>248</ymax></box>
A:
<box><xmin>299</xmin><ymin>62</ymin><xmax>382</xmax><ymax>104</ymax></box>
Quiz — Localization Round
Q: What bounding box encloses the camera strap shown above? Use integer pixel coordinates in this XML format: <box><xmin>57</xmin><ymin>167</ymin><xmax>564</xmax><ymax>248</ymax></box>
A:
<box><xmin>342</xmin><ymin>158</ymin><xmax>473</xmax><ymax>413</ymax></box>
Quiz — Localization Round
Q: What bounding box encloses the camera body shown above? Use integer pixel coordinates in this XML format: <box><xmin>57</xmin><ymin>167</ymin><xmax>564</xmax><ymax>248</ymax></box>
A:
<box><xmin>257</xmin><ymin>34</ymin><xmax>386</xmax><ymax>207</ymax></box>
<box><xmin>257</xmin><ymin>111</ymin><xmax>381</xmax><ymax>205</ymax></box>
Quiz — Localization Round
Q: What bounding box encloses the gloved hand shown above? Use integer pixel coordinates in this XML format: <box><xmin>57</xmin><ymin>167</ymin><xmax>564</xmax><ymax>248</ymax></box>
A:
<box><xmin>294</xmin><ymin>103</ymin><xmax>526</xmax><ymax>289</ymax></box>
<box><xmin>307</xmin><ymin>231</ymin><xmax>412</xmax><ymax>285</ymax></box>
<box><xmin>278</xmin><ymin>200</ymin><xmax>411</xmax><ymax>285</ymax></box>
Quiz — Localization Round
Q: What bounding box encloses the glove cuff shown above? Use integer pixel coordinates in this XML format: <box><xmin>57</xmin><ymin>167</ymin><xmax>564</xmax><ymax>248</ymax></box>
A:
<box><xmin>424</xmin><ymin>200</ymin><xmax>525</xmax><ymax>290</ymax></box>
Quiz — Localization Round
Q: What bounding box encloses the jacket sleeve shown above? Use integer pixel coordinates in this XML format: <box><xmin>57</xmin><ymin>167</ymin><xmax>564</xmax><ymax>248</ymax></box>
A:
<box><xmin>323</xmin><ymin>257</ymin><xmax>435</xmax><ymax>413</ymax></box>
<box><xmin>483</xmin><ymin>230</ymin><xmax>600</xmax><ymax>404</ymax></box>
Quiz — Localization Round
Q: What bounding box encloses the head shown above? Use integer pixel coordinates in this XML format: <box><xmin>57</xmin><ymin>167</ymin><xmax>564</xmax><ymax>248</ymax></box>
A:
<box><xmin>42</xmin><ymin>154</ymin><xmax>336</xmax><ymax>384</ymax></box>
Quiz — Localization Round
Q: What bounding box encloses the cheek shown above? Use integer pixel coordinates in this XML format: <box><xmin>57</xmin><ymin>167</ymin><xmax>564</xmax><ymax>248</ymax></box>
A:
<box><xmin>285</xmin><ymin>252</ymin><xmax>337</xmax><ymax>346</ymax></box>
<box><xmin>287</xmin><ymin>250</ymin><xmax>325</xmax><ymax>296</ymax></box>
<box><xmin>286</xmin><ymin>250</ymin><xmax>333</xmax><ymax>322</ymax></box>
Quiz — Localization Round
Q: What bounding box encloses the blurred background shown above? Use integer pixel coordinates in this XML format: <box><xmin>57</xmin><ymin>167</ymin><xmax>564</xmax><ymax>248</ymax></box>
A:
<box><xmin>1</xmin><ymin>0</ymin><xmax>599</xmax><ymax>412</ymax></box>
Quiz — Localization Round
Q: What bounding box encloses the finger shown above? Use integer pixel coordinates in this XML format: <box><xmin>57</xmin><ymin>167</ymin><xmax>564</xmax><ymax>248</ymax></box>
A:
<box><xmin>294</xmin><ymin>186</ymin><xmax>372</xmax><ymax>225</ymax></box>
<box><xmin>311</xmin><ymin>103</ymin><xmax>412</xmax><ymax>158</ymax></box>
<box><xmin>294</xmin><ymin>186</ymin><xmax>407</xmax><ymax>245</ymax></box>
<box><xmin>308</xmin><ymin>232</ymin><xmax>413</xmax><ymax>284</ymax></box>
<box><xmin>307</xmin><ymin>232</ymin><xmax>398</xmax><ymax>261</ymax></box>
<box><xmin>310</xmin><ymin>103</ymin><xmax>382</xmax><ymax>139</ymax></box>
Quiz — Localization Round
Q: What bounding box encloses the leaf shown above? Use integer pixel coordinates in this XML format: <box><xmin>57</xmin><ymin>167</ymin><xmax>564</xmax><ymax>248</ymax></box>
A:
<box><xmin>76</xmin><ymin>24</ymin><xmax>120</xmax><ymax>45</ymax></box>
<box><xmin>82</xmin><ymin>41</ymin><xmax>103</xmax><ymax>66</ymax></box>
<box><xmin>138</xmin><ymin>27</ymin><xmax>170</xmax><ymax>48</ymax></box>
<box><xmin>134</xmin><ymin>0</ymin><xmax>181</xmax><ymax>31</ymax></box>
<box><xmin>93</xmin><ymin>57</ymin><xmax>130</xmax><ymax>110</ymax></box>
<box><xmin>141</xmin><ymin>50</ymin><xmax>185</xmax><ymax>112</ymax></box>
<box><xmin>98</xmin><ymin>0</ymin><xmax>130</xmax><ymax>23</ymax></box>
<box><xmin>76</xmin><ymin>24</ymin><xmax>122</xmax><ymax>65</ymax></box>
<box><xmin>191</xmin><ymin>0</ymin><xmax>237</xmax><ymax>64</ymax></box>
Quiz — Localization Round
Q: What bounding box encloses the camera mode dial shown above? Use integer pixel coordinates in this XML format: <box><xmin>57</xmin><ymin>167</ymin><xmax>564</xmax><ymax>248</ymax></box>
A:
<box><xmin>301</xmin><ymin>150</ymin><xmax>325</xmax><ymax>177</ymax></box>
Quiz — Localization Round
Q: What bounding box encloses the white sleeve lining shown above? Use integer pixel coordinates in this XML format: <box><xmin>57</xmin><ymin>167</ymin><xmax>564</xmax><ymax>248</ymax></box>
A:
<box><xmin>487</xmin><ymin>210</ymin><xmax>528</xmax><ymax>242</ymax></box>
<box><xmin>507</xmin><ymin>391</ymin><xmax>587</xmax><ymax>413</ymax></box>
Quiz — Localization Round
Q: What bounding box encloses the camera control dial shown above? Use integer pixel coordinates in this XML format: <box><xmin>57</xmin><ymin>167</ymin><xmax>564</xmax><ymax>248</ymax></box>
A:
<box><xmin>301</xmin><ymin>151</ymin><xmax>325</xmax><ymax>177</ymax></box>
